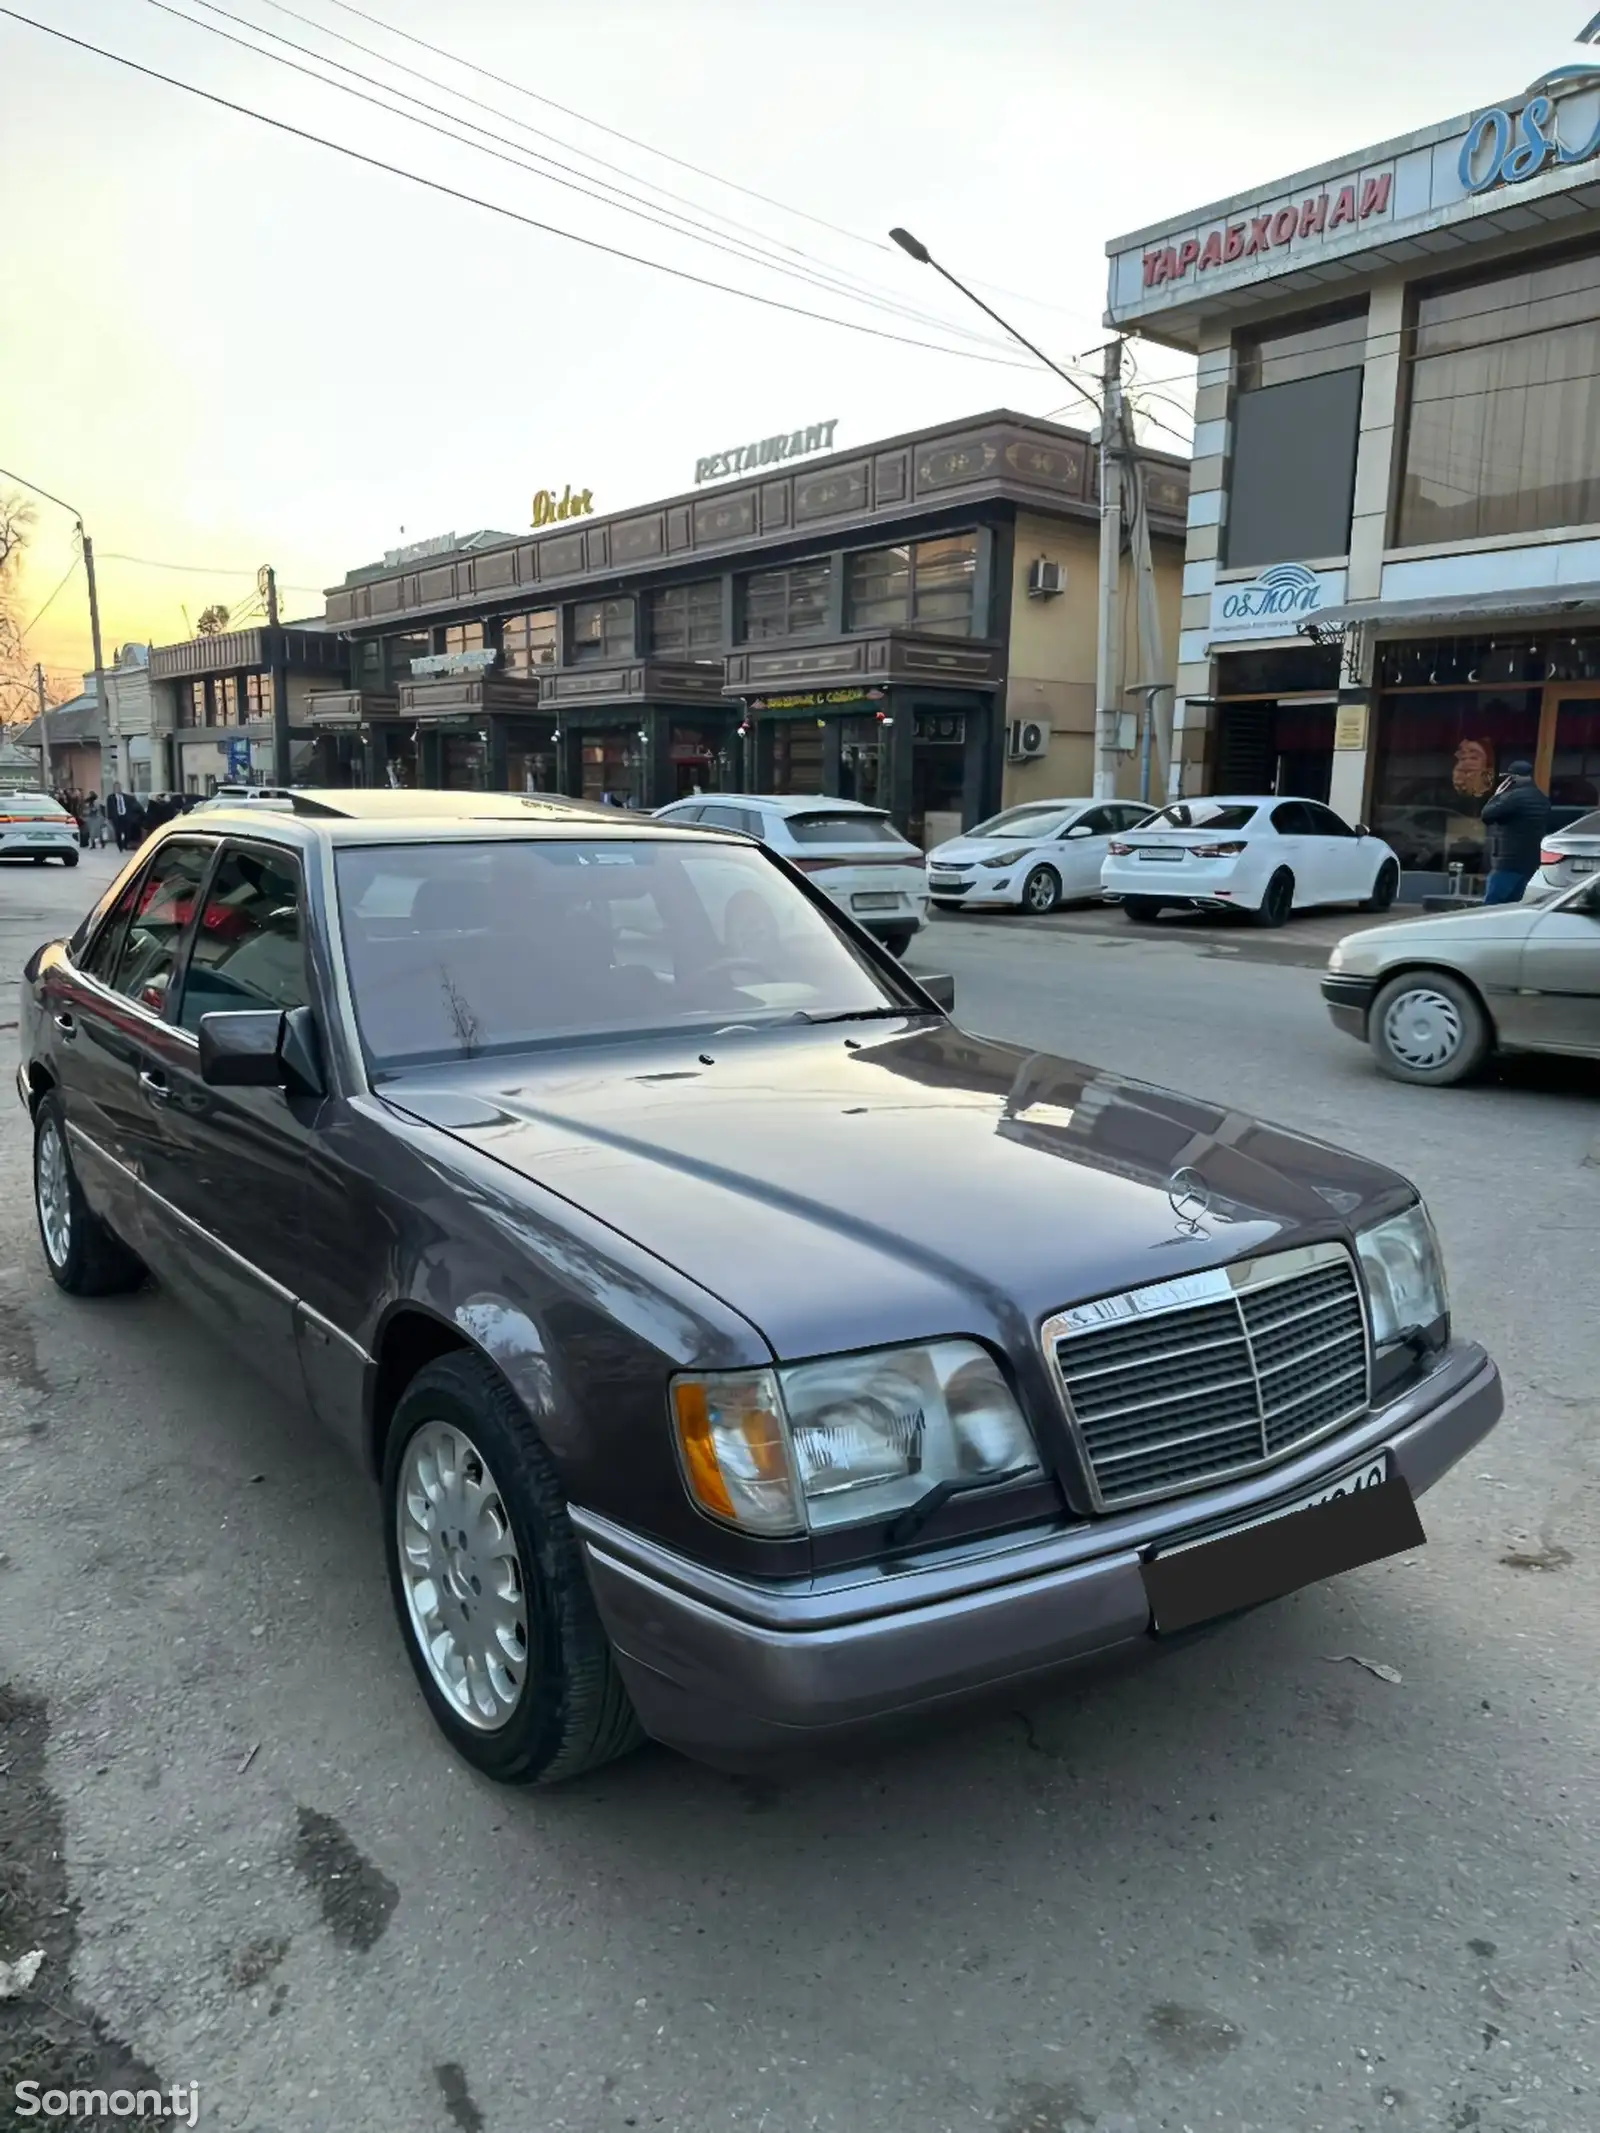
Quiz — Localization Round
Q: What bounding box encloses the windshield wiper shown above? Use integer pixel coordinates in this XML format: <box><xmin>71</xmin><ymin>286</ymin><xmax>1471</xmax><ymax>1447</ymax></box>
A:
<box><xmin>793</xmin><ymin>1005</ymin><xmax>930</xmax><ymax>1025</ymax></box>
<box><xmin>885</xmin><ymin>1465</ymin><xmax>1035</xmax><ymax>1548</ymax></box>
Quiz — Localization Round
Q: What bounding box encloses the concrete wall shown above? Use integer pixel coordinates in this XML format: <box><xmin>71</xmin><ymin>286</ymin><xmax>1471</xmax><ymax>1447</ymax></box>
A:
<box><xmin>1002</xmin><ymin>510</ymin><xmax>1183</xmax><ymax>806</ymax></box>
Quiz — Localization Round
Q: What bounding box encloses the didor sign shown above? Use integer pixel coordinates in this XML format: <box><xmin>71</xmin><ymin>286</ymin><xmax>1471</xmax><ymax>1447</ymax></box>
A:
<box><xmin>531</xmin><ymin>484</ymin><xmax>595</xmax><ymax>528</ymax></box>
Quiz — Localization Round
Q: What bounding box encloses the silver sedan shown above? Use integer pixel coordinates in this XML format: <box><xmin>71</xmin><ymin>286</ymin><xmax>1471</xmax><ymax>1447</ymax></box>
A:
<box><xmin>1521</xmin><ymin>806</ymin><xmax>1600</xmax><ymax>900</ymax></box>
<box><xmin>1322</xmin><ymin>873</ymin><xmax>1600</xmax><ymax>1084</ymax></box>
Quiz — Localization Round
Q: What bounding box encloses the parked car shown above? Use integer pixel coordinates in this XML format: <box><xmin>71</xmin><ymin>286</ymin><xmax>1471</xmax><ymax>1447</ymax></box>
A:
<box><xmin>194</xmin><ymin>784</ymin><xmax>297</xmax><ymax>813</ymax></box>
<box><xmin>1322</xmin><ymin>870</ymin><xmax>1600</xmax><ymax>1084</ymax></box>
<box><xmin>20</xmin><ymin>790</ymin><xmax>1501</xmax><ymax>1784</ymax></box>
<box><xmin>1521</xmin><ymin>806</ymin><xmax>1600</xmax><ymax>901</ymax></box>
<box><xmin>1102</xmin><ymin>796</ymin><xmax>1402</xmax><ymax>927</ymax></box>
<box><xmin>655</xmin><ymin>793</ymin><xmax>927</xmax><ymax>955</ymax></box>
<box><xmin>0</xmin><ymin>790</ymin><xmax>80</xmax><ymax>866</ymax></box>
<box><xmin>927</xmin><ymin>799</ymin><xmax>1155</xmax><ymax>914</ymax></box>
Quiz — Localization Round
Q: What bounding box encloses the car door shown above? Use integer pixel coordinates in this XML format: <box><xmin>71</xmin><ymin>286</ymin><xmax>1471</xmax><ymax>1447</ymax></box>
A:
<box><xmin>1302</xmin><ymin>802</ymin><xmax>1366</xmax><ymax>904</ymax></box>
<box><xmin>44</xmin><ymin>838</ymin><xmax>217</xmax><ymax>1260</ymax></box>
<box><xmin>137</xmin><ymin>838</ymin><xmax>325</xmax><ymax>1395</ymax></box>
<box><xmin>1054</xmin><ymin>806</ymin><xmax>1116</xmax><ymax>897</ymax></box>
<box><xmin>1509</xmin><ymin>884</ymin><xmax>1600</xmax><ymax>1054</ymax></box>
<box><xmin>1268</xmin><ymin>801</ymin><xmax>1313</xmax><ymax>904</ymax></box>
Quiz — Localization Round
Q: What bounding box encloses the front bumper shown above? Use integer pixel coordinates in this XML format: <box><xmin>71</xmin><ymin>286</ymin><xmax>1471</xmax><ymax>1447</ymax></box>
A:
<box><xmin>576</xmin><ymin>1342</ymin><xmax>1501</xmax><ymax>1766</ymax></box>
<box><xmin>1322</xmin><ymin>971</ymin><xmax>1378</xmax><ymax>1039</ymax></box>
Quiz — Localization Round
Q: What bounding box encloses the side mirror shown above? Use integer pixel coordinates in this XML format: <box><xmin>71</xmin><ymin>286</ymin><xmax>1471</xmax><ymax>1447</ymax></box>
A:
<box><xmin>919</xmin><ymin>973</ymin><xmax>955</xmax><ymax>1013</ymax></box>
<box><xmin>199</xmin><ymin>1010</ymin><xmax>284</xmax><ymax>1088</ymax></box>
<box><xmin>1352</xmin><ymin>824</ymin><xmax>1372</xmax><ymax>838</ymax></box>
<box><xmin>1063</xmin><ymin>824</ymin><xmax>1092</xmax><ymax>839</ymax></box>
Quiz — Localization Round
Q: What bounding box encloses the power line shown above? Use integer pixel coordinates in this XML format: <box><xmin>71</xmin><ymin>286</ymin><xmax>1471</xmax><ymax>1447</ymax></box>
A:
<box><xmin>0</xmin><ymin>9</ymin><xmax>1042</xmax><ymax>371</ymax></box>
<box><xmin>98</xmin><ymin>550</ymin><xmax>323</xmax><ymax>591</ymax></box>
<box><xmin>18</xmin><ymin>553</ymin><xmax>82</xmax><ymax>640</ymax></box>
<box><xmin>148</xmin><ymin>0</ymin><xmax>1020</xmax><ymax>354</ymax></box>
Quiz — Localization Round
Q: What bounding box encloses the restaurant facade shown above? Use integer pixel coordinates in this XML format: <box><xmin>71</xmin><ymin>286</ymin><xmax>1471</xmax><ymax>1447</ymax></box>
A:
<box><xmin>310</xmin><ymin>411</ymin><xmax>1188</xmax><ymax>846</ymax></box>
<box><xmin>1106</xmin><ymin>43</ymin><xmax>1600</xmax><ymax>883</ymax></box>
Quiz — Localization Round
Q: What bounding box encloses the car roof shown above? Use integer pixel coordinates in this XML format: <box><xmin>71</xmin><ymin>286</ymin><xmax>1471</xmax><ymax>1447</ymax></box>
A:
<box><xmin>149</xmin><ymin>786</ymin><xmax>720</xmax><ymax>848</ymax></box>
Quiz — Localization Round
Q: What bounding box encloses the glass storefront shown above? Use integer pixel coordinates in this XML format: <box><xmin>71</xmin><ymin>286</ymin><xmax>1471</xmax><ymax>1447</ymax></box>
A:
<box><xmin>1371</xmin><ymin>689</ymin><xmax>1540</xmax><ymax>873</ymax></box>
<box><xmin>1212</xmin><ymin>646</ymin><xmax>1341</xmax><ymax>802</ymax></box>
<box><xmin>770</xmin><ymin>721</ymin><xmax>824</xmax><ymax>794</ymax></box>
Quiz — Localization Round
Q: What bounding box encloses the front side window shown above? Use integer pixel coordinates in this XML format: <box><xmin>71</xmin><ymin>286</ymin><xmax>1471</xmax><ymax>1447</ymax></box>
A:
<box><xmin>335</xmin><ymin>838</ymin><xmax>911</xmax><ymax>1068</ymax></box>
<box><xmin>1226</xmin><ymin>307</ymin><xmax>1366</xmax><ymax>569</ymax></box>
<box><xmin>106</xmin><ymin>840</ymin><xmax>214</xmax><ymax>1018</ymax></box>
<box><xmin>741</xmin><ymin>560</ymin><xmax>833</xmax><ymax>642</ymax></box>
<box><xmin>646</xmin><ymin>580</ymin><xmax>723</xmax><ymax>655</ymax></box>
<box><xmin>570</xmin><ymin>599</ymin><xmax>635</xmax><ymax>663</ymax></box>
<box><xmin>501</xmin><ymin>609</ymin><xmax>559</xmax><ymax>672</ymax></box>
<box><xmin>78</xmin><ymin>868</ymin><xmax>149</xmax><ymax>984</ymax></box>
<box><xmin>176</xmin><ymin>846</ymin><xmax>308</xmax><ymax>1032</ymax></box>
<box><xmin>1399</xmin><ymin>246</ymin><xmax>1600</xmax><ymax>546</ymax></box>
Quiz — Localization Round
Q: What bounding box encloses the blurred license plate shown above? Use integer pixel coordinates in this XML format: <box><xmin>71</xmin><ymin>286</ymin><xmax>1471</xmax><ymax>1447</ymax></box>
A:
<box><xmin>28</xmin><ymin>833</ymin><xmax>62</xmax><ymax>843</ymax></box>
<box><xmin>1139</xmin><ymin>848</ymin><xmax>1175</xmax><ymax>862</ymax></box>
<box><xmin>852</xmin><ymin>892</ymin><xmax>900</xmax><ymax>911</ymax></box>
<box><xmin>1571</xmin><ymin>857</ymin><xmax>1597</xmax><ymax>874</ymax></box>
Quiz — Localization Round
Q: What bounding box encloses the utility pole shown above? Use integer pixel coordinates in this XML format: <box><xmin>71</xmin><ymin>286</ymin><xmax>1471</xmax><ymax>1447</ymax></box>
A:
<box><xmin>80</xmin><ymin>533</ymin><xmax>113</xmax><ymax>788</ymax></box>
<box><xmin>34</xmin><ymin>662</ymin><xmax>50</xmax><ymax>790</ymax></box>
<box><xmin>264</xmin><ymin>565</ymin><xmax>291</xmax><ymax>784</ymax></box>
<box><xmin>1094</xmin><ymin>338</ymin><xmax>1127</xmax><ymax>801</ymax></box>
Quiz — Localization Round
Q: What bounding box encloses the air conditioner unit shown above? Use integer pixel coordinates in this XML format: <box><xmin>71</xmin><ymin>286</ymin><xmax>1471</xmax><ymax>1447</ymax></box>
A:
<box><xmin>1027</xmin><ymin>558</ymin><xmax>1067</xmax><ymax>598</ymax></box>
<box><xmin>1007</xmin><ymin>719</ymin><xmax>1048</xmax><ymax>761</ymax></box>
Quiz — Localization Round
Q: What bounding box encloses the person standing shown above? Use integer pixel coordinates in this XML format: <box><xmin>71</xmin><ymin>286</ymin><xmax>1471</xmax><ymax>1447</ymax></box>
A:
<box><xmin>1479</xmin><ymin>759</ymin><xmax>1552</xmax><ymax>904</ymax></box>
<box><xmin>108</xmin><ymin>783</ymin><xmax>135</xmax><ymax>850</ymax></box>
<box><xmin>85</xmin><ymin>793</ymin><xmax>108</xmax><ymax>849</ymax></box>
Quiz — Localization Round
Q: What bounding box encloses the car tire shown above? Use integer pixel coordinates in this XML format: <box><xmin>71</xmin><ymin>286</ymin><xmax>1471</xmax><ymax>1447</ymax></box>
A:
<box><xmin>1361</xmin><ymin>860</ymin><xmax>1400</xmax><ymax>913</ymax></box>
<box><xmin>1370</xmin><ymin>970</ymin><xmax>1491</xmax><ymax>1087</ymax></box>
<box><xmin>382</xmin><ymin>1351</ymin><xmax>644</xmax><ymax>1786</ymax></box>
<box><xmin>880</xmin><ymin>929</ymin><xmax>914</xmax><ymax>958</ymax></box>
<box><xmin>60</xmin><ymin>850</ymin><xmax>78</xmax><ymax>867</ymax></box>
<box><xmin>1123</xmin><ymin>897</ymin><xmax>1163</xmax><ymax>923</ymax></box>
<box><xmin>1021</xmin><ymin>865</ymin><xmax>1061</xmax><ymax>915</ymax></box>
<box><xmin>32</xmin><ymin>1093</ymin><xmax>146</xmax><ymax>1296</ymax></box>
<box><xmin>1252</xmin><ymin>869</ymin><xmax>1294</xmax><ymax>928</ymax></box>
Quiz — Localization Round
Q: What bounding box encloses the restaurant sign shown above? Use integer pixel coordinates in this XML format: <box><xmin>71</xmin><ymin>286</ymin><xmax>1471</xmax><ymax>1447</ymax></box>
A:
<box><xmin>747</xmin><ymin>687</ymin><xmax>884</xmax><ymax>713</ymax></box>
<box><xmin>1209</xmin><ymin>563</ymin><xmax>1346</xmax><ymax>644</ymax></box>
<box><xmin>696</xmin><ymin>421</ymin><xmax>839</xmax><ymax>485</ymax></box>
<box><xmin>532</xmin><ymin>484</ymin><xmax>595</xmax><ymax>527</ymax></box>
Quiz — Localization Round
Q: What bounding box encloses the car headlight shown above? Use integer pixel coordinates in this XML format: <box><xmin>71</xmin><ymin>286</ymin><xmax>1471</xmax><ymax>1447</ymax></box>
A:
<box><xmin>671</xmin><ymin>1341</ymin><xmax>1042</xmax><ymax>1535</ymax></box>
<box><xmin>1356</xmin><ymin>1203</ymin><xmax>1449</xmax><ymax>1352</ymax></box>
<box><xmin>1327</xmin><ymin>944</ymin><xmax>1346</xmax><ymax>973</ymax></box>
<box><xmin>980</xmin><ymin>849</ymin><xmax>1028</xmax><ymax>869</ymax></box>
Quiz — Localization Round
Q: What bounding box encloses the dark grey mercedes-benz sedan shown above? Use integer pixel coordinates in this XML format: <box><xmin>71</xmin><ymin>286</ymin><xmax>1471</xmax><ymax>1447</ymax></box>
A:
<box><xmin>18</xmin><ymin>792</ymin><xmax>1502</xmax><ymax>1783</ymax></box>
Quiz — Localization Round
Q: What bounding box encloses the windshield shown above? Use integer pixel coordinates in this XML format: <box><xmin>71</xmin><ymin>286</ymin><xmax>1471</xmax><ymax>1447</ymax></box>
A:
<box><xmin>785</xmin><ymin>811</ymin><xmax>907</xmax><ymax>847</ymax></box>
<box><xmin>1147</xmin><ymin>802</ymin><xmax>1260</xmax><ymax>831</ymax></box>
<box><xmin>964</xmin><ymin>806</ymin><xmax>1073</xmax><ymax>840</ymax></box>
<box><xmin>335</xmin><ymin>837</ymin><xmax>916</xmax><ymax>1070</ymax></box>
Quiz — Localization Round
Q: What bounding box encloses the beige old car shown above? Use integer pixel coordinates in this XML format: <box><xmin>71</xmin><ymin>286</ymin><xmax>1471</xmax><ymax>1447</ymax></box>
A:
<box><xmin>1322</xmin><ymin>874</ymin><xmax>1600</xmax><ymax>1084</ymax></box>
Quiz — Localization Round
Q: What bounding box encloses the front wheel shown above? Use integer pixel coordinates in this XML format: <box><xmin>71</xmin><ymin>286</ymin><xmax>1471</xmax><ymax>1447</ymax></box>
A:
<box><xmin>382</xmin><ymin>1352</ymin><xmax>643</xmax><ymax>1785</ymax></box>
<box><xmin>1123</xmin><ymin>897</ymin><xmax>1163</xmax><ymax>924</ymax></box>
<box><xmin>880</xmin><ymin>929</ymin><xmax>914</xmax><ymax>958</ymax></box>
<box><xmin>1362</xmin><ymin>859</ymin><xmax>1400</xmax><ymax>913</ymax></box>
<box><xmin>32</xmin><ymin>1094</ymin><xmax>145</xmax><ymax>1295</ymax></box>
<box><xmin>1020</xmin><ymin>865</ymin><xmax>1061</xmax><ymax>915</ymax></box>
<box><xmin>1370</xmin><ymin>971</ymin><xmax>1490</xmax><ymax>1086</ymax></box>
<box><xmin>1252</xmin><ymin>869</ymin><xmax>1294</xmax><ymax>928</ymax></box>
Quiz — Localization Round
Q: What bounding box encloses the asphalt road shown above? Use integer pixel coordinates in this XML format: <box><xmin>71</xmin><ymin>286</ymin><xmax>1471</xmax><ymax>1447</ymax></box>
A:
<box><xmin>1</xmin><ymin>855</ymin><xmax>1596</xmax><ymax>2133</ymax></box>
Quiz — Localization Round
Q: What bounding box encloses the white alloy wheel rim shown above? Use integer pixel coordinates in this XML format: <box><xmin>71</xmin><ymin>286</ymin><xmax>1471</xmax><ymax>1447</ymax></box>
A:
<box><xmin>396</xmin><ymin>1420</ymin><xmax>529</xmax><ymax>1731</ymax></box>
<box><xmin>1026</xmin><ymin>869</ymin><xmax>1056</xmax><ymax>911</ymax></box>
<box><xmin>1383</xmin><ymin>986</ymin><xmax>1463</xmax><ymax>1071</ymax></box>
<box><xmin>36</xmin><ymin>1120</ymin><xmax>71</xmax><ymax>1268</ymax></box>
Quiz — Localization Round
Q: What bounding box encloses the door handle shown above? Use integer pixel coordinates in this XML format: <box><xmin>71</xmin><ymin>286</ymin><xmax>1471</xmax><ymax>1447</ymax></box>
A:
<box><xmin>53</xmin><ymin>1012</ymin><xmax>77</xmax><ymax>1040</ymax></box>
<box><xmin>138</xmin><ymin>1068</ymin><xmax>170</xmax><ymax>1103</ymax></box>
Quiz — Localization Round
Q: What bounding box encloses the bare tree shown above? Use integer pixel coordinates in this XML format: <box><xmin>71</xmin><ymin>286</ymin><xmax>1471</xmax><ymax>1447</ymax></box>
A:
<box><xmin>195</xmin><ymin>603</ymin><xmax>231</xmax><ymax>637</ymax></box>
<box><xmin>0</xmin><ymin>490</ymin><xmax>39</xmax><ymax>729</ymax></box>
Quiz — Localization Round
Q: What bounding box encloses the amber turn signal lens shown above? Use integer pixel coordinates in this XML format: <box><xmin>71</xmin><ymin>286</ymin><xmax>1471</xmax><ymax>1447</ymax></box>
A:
<box><xmin>669</xmin><ymin>1372</ymin><xmax>801</xmax><ymax>1535</ymax></box>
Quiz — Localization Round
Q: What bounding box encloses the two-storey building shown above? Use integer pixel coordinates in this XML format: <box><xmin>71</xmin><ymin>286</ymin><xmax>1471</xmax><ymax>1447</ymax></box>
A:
<box><xmin>1108</xmin><ymin>49</ymin><xmax>1600</xmax><ymax>884</ymax></box>
<box><xmin>313</xmin><ymin>411</ymin><xmax>1188</xmax><ymax>844</ymax></box>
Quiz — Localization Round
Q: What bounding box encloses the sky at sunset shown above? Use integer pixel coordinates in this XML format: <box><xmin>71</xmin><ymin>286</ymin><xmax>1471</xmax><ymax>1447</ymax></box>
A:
<box><xmin>0</xmin><ymin>0</ymin><xmax>1587</xmax><ymax>691</ymax></box>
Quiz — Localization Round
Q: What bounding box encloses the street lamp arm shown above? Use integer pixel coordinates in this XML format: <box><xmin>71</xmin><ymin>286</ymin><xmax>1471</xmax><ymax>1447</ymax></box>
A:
<box><xmin>886</xmin><ymin>230</ymin><xmax>1101</xmax><ymax>417</ymax></box>
<box><xmin>0</xmin><ymin>465</ymin><xmax>84</xmax><ymax>528</ymax></box>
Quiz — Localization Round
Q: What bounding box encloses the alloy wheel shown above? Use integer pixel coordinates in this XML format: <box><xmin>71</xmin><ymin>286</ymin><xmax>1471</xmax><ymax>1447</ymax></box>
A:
<box><xmin>1023</xmin><ymin>866</ymin><xmax>1059</xmax><ymax>913</ymax></box>
<box><xmin>1381</xmin><ymin>986</ymin><xmax>1463</xmax><ymax>1072</ymax></box>
<box><xmin>395</xmin><ymin>1420</ymin><xmax>529</xmax><ymax>1732</ymax></box>
<box><xmin>36</xmin><ymin>1118</ymin><xmax>71</xmax><ymax>1270</ymax></box>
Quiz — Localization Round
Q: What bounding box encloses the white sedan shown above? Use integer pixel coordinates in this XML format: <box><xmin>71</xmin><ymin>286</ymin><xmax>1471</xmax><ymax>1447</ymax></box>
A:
<box><xmin>927</xmin><ymin>798</ymin><xmax>1156</xmax><ymax>914</ymax></box>
<box><xmin>0</xmin><ymin>791</ymin><xmax>80</xmax><ymax>866</ymax></box>
<box><xmin>1521</xmin><ymin>806</ymin><xmax>1600</xmax><ymax>900</ymax></box>
<box><xmin>1101</xmin><ymin>796</ymin><xmax>1402</xmax><ymax>928</ymax></box>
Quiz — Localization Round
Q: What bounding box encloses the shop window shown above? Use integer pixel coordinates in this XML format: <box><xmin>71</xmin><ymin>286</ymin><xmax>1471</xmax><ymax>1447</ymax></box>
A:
<box><xmin>740</xmin><ymin>559</ymin><xmax>833</xmax><ymax>642</ymax></box>
<box><xmin>1550</xmin><ymin>699</ymin><xmax>1600</xmax><ymax>811</ymax></box>
<box><xmin>845</xmin><ymin>535</ymin><xmax>978</xmax><ymax>635</ymax></box>
<box><xmin>570</xmin><ymin>598</ymin><xmax>635</xmax><ymax>664</ymax></box>
<box><xmin>647</xmin><ymin>580</ymin><xmax>723</xmax><ymax>656</ymax></box>
<box><xmin>1371</xmin><ymin>688</ymin><xmax>1541</xmax><ymax>876</ymax></box>
<box><xmin>1226</xmin><ymin>306</ymin><xmax>1366</xmax><ymax>569</ymax></box>
<box><xmin>440</xmin><ymin>620</ymin><xmax>485</xmax><ymax>655</ymax></box>
<box><xmin>246</xmin><ymin>672</ymin><xmax>275</xmax><ymax>719</ymax></box>
<box><xmin>1399</xmin><ymin>244</ymin><xmax>1600</xmax><ymax>546</ymax></box>
<box><xmin>769</xmin><ymin>722</ymin><xmax>824</xmax><ymax>792</ymax></box>
<box><xmin>502</xmin><ymin>609</ymin><xmax>559</xmax><ymax>672</ymax></box>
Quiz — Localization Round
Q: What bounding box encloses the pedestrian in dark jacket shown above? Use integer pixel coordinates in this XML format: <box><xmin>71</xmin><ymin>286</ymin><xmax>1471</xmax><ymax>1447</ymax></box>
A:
<box><xmin>1479</xmin><ymin>759</ymin><xmax>1552</xmax><ymax>904</ymax></box>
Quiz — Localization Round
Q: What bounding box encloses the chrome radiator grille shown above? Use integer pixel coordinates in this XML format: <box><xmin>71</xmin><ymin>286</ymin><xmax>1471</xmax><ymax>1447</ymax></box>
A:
<box><xmin>1043</xmin><ymin>1244</ymin><xmax>1370</xmax><ymax>1509</ymax></box>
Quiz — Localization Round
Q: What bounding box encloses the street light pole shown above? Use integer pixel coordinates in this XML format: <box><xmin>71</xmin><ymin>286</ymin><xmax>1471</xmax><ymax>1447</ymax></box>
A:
<box><xmin>0</xmin><ymin>466</ymin><xmax>111</xmax><ymax>789</ymax></box>
<box><xmin>885</xmin><ymin>232</ymin><xmax>1126</xmax><ymax>797</ymax></box>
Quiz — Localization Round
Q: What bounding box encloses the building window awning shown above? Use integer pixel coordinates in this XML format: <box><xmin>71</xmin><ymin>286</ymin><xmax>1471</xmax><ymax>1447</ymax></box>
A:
<box><xmin>1304</xmin><ymin>581</ymin><xmax>1600</xmax><ymax>637</ymax></box>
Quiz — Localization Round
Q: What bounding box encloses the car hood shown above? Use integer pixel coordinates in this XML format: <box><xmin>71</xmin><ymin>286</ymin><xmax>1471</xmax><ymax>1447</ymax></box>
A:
<box><xmin>929</xmin><ymin>837</ymin><xmax>1043</xmax><ymax>863</ymax></box>
<box><xmin>1336</xmin><ymin>903</ymin><xmax>1541</xmax><ymax>969</ymax></box>
<box><xmin>382</xmin><ymin>1024</ymin><xmax>1410</xmax><ymax>1360</ymax></box>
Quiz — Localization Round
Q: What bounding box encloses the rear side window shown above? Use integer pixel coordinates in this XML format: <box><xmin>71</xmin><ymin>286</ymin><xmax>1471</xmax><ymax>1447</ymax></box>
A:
<box><xmin>787</xmin><ymin>811</ymin><xmax>905</xmax><ymax>847</ymax></box>
<box><xmin>1271</xmin><ymin>802</ymin><xmax>1312</xmax><ymax>834</ymax></box>
<box><xmin>106</xmin><ymin>841</ymin><xmax>214</xmax><ymax>1018</ymax></box>
<box><xmin>176</xmin><ymin>845</ymin><xmax>308</xmax><ymax>1032</ymax></box>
